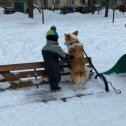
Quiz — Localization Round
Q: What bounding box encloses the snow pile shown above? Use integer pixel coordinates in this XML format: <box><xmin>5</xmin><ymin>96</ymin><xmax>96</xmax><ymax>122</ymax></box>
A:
<box><xmin>0</xmin><ymin>7</ymin><xmax>4</xmax><ymax>14</ymax></box>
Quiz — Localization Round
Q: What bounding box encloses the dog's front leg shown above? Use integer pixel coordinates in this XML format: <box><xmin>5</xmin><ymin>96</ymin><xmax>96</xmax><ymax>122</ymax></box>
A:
<box><xmin>71</xmin><ymin>74</ymin><xmax>80</xmax><ymax>91</ymax></box>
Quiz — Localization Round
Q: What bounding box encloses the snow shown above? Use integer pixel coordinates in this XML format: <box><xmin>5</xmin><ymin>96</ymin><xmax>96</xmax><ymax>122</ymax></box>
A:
<box><xmin>0</xmin><ymin>7</ymin><xmax>126</xmax><ymax>126</ymax></box>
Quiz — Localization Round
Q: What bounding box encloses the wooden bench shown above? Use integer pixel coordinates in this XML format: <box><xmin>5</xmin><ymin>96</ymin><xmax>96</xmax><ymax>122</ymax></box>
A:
<box><xmin>0</xmin><ymin>57</ymin><xmax>92</xmax><ymax>90</ymax></box>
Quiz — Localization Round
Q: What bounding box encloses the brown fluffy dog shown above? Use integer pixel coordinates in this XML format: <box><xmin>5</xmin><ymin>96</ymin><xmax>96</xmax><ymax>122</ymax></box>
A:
<box><xmin>64</xmin><ymin>31</ymin><xmax>87</xmax><ymax>90</ymax></box>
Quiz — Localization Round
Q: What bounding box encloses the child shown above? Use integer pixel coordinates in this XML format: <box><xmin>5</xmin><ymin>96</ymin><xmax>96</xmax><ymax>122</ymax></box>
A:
<box><xmin>42</xmin><ymin>26</ymin><xmax>74</xmax><ymax>92</ymax></box>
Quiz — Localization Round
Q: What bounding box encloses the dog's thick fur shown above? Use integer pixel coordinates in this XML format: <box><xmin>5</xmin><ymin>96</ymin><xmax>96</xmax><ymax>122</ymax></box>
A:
<box><xmin>64</xmin><ymin>31</ymin><xmax>87</xmax><ymax>90</ymax></box>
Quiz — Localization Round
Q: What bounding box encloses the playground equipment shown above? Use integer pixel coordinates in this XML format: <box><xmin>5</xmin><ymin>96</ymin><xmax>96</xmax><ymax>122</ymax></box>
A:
<box><xmin>103</xmin><ymin>54</ymin><xmax>126</xmax><ymax>74</ymax></box>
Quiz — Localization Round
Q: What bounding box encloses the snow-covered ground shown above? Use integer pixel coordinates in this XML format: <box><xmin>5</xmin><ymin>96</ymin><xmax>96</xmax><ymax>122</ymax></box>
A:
<box><xmin>0</xmin><ymin>8</ymin><xmax>125</xmax><ymax>126</ymax></box>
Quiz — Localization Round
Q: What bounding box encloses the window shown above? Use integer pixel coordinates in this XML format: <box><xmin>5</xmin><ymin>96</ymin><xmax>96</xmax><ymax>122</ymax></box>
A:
<box><xmin>81</xmin><ymin>0</ymin><xmax>85</xmax><ymax>4</ymax></box>
<box><xmin>67</xmin><ymin>0</ymin><xmax>74</xmax><ymax>6</ymax></box>
<box><xmin>52</xmin><ymin>0</ymin><xmax>60</xmax><ymax>5</ymax></box>
<box><xmin>0</xmin><ymin>0</ymin><xmax>5</xmax><ymax>4</ymax></box>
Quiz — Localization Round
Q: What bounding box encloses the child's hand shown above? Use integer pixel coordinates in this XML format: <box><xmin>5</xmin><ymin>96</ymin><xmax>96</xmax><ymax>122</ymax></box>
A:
<box><xmin>69</xmin><ymin>55</ymin><xmax>74</xmax><ymax>60</ymax></box>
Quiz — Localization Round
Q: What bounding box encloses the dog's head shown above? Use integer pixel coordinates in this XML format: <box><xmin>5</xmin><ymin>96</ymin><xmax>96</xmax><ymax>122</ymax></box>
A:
<box><xmin>64</xmin><ymin>31</ymin><xmax>79</xmax><ymax>47</ymax></box>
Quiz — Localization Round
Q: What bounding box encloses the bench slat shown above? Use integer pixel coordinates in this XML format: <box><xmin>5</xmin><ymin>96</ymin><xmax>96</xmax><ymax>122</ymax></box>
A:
<box><xmin>0</xmin><ymin>70</ymin><xmax>47</xmax><ymax>82</ymax></box>
<box><xmin>9</xmin><ymin>81</ymin><xmax>34</xmax><ymax>89</ymax></box>
<box><xmin>0</xmin><ymin>62</ymin><xmax>44</xmax><ymax>72</ymax></box>
<box><xmin>0</xmin><ymin>57</ymin><xmax>91</xmax><ymax>72</ymax></box>
<box><xmin>0</xmin><ymin>70</ymin><xmax>70</xmax><ymax>82</ymax></box>
<box><xmin>7</xmin><ymin>81</ymin><xmax>49</xmax><ymax>89</ymax></box>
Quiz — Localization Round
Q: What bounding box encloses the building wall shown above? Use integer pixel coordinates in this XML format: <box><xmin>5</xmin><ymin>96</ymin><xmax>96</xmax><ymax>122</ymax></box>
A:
<box><xmin>0</xmin><ymin>0</ymin><xmax>125</xmax><ymax>9</ymax></box>
<box><xmin>117</xmin><ymin>0</ymin><xmax>126</xmax><ymax>5</ymax></box>
<box><xmin>34</xmin><ymin>0</ymin><xmax>89</xmax><ymax>9</ymax></box>
<box><xmin>0</xmin><ymin>0</ymin><xmax>12</xmax><ymax>7</ymax></box>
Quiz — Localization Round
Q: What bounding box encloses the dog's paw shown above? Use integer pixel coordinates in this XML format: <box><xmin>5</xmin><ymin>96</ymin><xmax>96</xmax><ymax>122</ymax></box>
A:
<box><xmin>72</xmin><ymin>84</ymin><xmax>78</xmax><ymax>91</ymax></box>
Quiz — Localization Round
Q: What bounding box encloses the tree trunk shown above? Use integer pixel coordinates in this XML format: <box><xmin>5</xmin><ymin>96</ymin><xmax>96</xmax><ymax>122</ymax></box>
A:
<box><xmin>41</xmin><ymin>0</ymin><xmax>44</xmax><ymax>24</ymax></box>
<box><xmin>112</xmin><ymin>0</ymin><xmax>117</xmax><ymax>22</ymax></box>
<box><xmin>28</xmin><ymin>0</ymin><xmax>33</xmax><ymax>18</ymax></box>
<box><xmin>112</xmin><ymin>8</ymin><xmax>115</xmax><ymax>23</ymax></box>
<box><xmin>90</xmin><ymin>0</ymin><xmax>95</xmax><ymax>7</ymax></box>
<box><xmin>105</xmin><ymin>0</ymin><xmax>110</xmax><ymax>17</ymax></box>
<box><xmin>44</xmin><ymin>0</ymin><xmax>48</xmax><ymax>9</ymax></box>
<box><xmin>89</xmin><ymin>0</ymin><xmax>96</xmax><ymax>14</ymax></box>
<box><xmin>4</xmin><ymin>0</ymin><xmax>7</xmax><ymax>7</ymax></box>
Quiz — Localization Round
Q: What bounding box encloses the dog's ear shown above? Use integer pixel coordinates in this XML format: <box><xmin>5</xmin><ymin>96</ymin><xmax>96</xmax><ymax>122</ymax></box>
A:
<box><xmin>64</xmin><ymin>34</ymin><xmax>71</xmax><ymax>41</ymax></box>
<box><xmin>72</xmin><ymin>31</ymin><xmax>79</xmax><ymax>36</ymax></box>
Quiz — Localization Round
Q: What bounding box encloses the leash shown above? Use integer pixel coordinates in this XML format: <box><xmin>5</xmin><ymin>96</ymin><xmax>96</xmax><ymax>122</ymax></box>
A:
<box><xmin>83</xmin><ymin>49</ymin><xmax>121</xmax><ymax>94</ymax></box>
<box><xmin>107</xmin><ymin>81</ymin><xmax>121</xmax><ymax>94</ymax></box>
